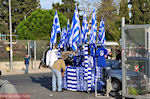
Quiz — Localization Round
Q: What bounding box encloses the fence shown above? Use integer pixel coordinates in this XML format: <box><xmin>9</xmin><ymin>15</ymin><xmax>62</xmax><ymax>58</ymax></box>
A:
<box><xmin>0</xmin><ymin>40</ymin><xmax>49</xmax><ymax>70</ymax></box>
<box><xmin>122</xmin><ymin>17</ymin><xmax>150</xmax><ymax>98</ymax></box>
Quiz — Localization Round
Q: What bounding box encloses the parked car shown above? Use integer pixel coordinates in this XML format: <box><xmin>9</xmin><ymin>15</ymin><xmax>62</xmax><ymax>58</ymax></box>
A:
<box><xmin>105</xmin><ymin>59</ymin><xmax>147</xmax><ymax>92</ymax></box>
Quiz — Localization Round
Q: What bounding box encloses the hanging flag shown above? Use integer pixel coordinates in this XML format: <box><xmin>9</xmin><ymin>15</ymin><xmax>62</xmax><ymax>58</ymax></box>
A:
<box><xmin>89</xmin><ymin>9</ymin><xmax>97</xmax><ymax>44</ymax></box>
<box><xmin>67</xmin><ymin>19</ymin><xmax>70</xmax><ymax>40</ymax></box>
<box><xmin>50</xmin><ymin>11</ymin><xmax>61</xmax><ymax>50</ymax></box>
<box><xmin>81</xmin><ymin>11</ymin><xmax>89</xmax><ymax>44</ymax></box>
<box><xmin>98</xmin><ymin>18</ymin><xmax>106</xmax><ymax>46</ymax></box>
<box><xmin>70</xmin><ymin>5</ymin><xmax>80</xmax><ymax>51</ymax></box>
<box><xmin>60</xmin><ymin>27</ymin><xmax>67</xmax><ymax>47</ymax></box>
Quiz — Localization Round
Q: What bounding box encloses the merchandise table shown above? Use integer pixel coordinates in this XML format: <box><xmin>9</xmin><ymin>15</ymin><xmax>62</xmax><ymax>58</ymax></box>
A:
<box><xmin>61</xmin><ymin>44</ymin><xmax>107</xmax><ymax>92</ymax></box>
<box><xmin>62</xmin><ymin>66</ymin><xmax>105</xmax><ymax>91</ymax></box>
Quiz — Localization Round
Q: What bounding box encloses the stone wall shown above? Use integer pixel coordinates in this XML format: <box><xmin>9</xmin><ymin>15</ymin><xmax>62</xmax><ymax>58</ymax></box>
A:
<box><xmin>0</xmin><ymin>61</ymin><xmax>41</xmax><ymax>71</ymax></box>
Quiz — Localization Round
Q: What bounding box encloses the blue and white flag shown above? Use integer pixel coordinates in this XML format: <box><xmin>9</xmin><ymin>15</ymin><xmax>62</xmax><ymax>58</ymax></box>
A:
<box><xmin>98</xmin><ymin>18</ymin><xmax>106</xmax><ymax>46</ymax></box>
<box><xmin>60</xmin><ymin>27</ymin><xmax>67</xmax><ymax>47</ymax></box>
<box><xmin>67</xmin><ymin>19</ymin><xmax>70</xmax><ymax>40</ymax></box>
<box><xmin>81</xmin><ymin>11</ymin><xmax>89</xmax><ymax>44</ymax></box>
<box><xmin>50</xmin><ymin>11</ymin><xmax>61</xmax><ymax>50</ymax></box>
<box><xmin>89</xmin><ymin>9</ymin><xmax>97</xmax><ymax>44</ymax></box>
<box><xmin>69</xmin><ymin>5</ymin><xmax>80</xmax><ymax>51</ymax></box>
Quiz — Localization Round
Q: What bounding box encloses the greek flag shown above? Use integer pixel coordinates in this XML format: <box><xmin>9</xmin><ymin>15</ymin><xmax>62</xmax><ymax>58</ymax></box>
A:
<box><xmin>70</xmin><ymin>5</ymin><xmax>80</xmax><ymax>51</ymax></box>
<box><xmin>81</xmin><ymin>11</ymin><xmax>89</xmax><ymax>44</ymax></box>
<box><xmin>50</xmin><ymin>11</ymin><xmax>61</xmax><ymax>49</ymax></box>
<box><xmin>89</xmin><ymin>9</ymin><xmax>97</xmax><ymax>44</ymax></box>
<box><xmin>60</xmin><ymin>27</ymin><xmax>67</xmax><ymax>47</ymax></box>
<box><xmin>98</xmin><ymin>18</ymin><xmax>106</xmax><ymax>46</ymax></box>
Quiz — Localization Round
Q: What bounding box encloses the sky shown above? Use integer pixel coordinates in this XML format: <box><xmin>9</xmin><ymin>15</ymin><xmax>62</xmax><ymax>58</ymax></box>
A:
<box><xmin>40</xmin><ymin>0</ymin><xmax>97</xmax><ymax>15</ymax></box>
<box><xmin>40</xmin><ymin>0</ymin><xmax>132</xmax><ymax>10</ymax></box>
<box><xmin>40</xmin><ymin>0</ymin><xmax>62</xmax><ymax>10</ymax></box>
<box><xmin>40</xmin><ymin>0</ymin><xmax>132</xmax><ymax>16</ymax></box>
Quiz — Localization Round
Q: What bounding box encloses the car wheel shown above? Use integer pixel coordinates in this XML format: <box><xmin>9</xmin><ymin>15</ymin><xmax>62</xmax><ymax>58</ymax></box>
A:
<box><xmin>111</xmin><ymin>79</ymin><xmax>121</xmax><ymax>92</ymax></box>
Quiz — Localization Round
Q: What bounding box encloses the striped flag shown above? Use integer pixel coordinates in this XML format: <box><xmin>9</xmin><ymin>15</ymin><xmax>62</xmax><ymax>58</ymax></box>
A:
<box><xmin>98</xmin><ymin>18</ymin><xmax>106</xmax><ymax>46</ymax></box>
<box><xmin>89</xmin><ymin>9</ymin><xmax>97</xmax><ymax>44</ymax></box>
<box><xmin>67</xmin><ymin>19</ymin><xmax>70</xmax><ymax>39</ymax></box>
<box><xmin>60</xmin><ymin>27</ymin><xmax>67</xmax><ymax>47</ymax></box>
<box><xmin>81</xmin><ymin>11</ymin><xmax>89</xmax><ymax>44</ymax></box>
<box><xmin>69</xmin><ymin>5</ymin><xmax>80</xmax><ymax>51</ymax></box>
<box><xmin>50</xmin><ymin>11</ymin><xmax>61</xmax><ymax>50</ymax></box>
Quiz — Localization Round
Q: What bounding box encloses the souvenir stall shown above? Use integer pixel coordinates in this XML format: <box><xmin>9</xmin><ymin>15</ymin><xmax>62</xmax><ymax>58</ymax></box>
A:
<box><xmin>61</xmin><ymin>44</ymin><xmax>107</xmax><ymax>92</ymax></box>
<box><xmin>49</xmin><ymin>5</ymin><xmax>108</xmax><ymax>93</ymax></box>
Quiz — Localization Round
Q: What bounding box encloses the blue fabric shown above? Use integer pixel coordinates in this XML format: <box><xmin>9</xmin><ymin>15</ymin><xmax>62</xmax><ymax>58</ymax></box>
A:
<box><xmin>50</xmin><ymin>11</ymin><xmax>61</xmax><ymax>50</ymax></box>
<box><xmin>81</xmin><ymin>11</ymin><xmax>89</xmax><ymax>43</ymax></box>
<box><xmin>70</xmin><ymin>5</ymin><xmax>80</xmax><ymax>51</ymax></box>
<box><xmin>89</xmin><ymin>9</ymin><xmax>97</xmax><ymax>44</ymax></box>
<box><xmin>96</xmin><ymin>47</ymin><xmax>107</xmax><ymax>67</ymax></box>
<box><xmin>98</xmin><ymin>18</ymin><xmax>106</xmax><ymax>46</ymax></box>
<box><xmin>62</xmin><ymin>66</ymin><xmax>105</xmax><ymax>92</ymax></box>
<box><xmin>52</xmin><ymin>69</ymin><xmax>62</xmax><ymax>91</ymax></box>
<box><xmin>66</xmin><ymin>66</ymin><xmax>77</xmax><ymax>91</ymax></box>
<box><xmin>25</xmin><ymin>56</ymin><xmax>30</xmax><ymax>65</ymax></box>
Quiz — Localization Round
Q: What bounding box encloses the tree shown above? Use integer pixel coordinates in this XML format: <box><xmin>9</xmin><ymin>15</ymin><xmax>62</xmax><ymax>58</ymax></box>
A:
<box><xmin>0</xmin><ymin>0</ymin><xmax>40</xmax><ymax>34</ymax></box>
<box><xmin>52</xmin><ymin>0</ymin><xmax>78</xmax><ymax>22</ymax></box>
<box><xmin>97</xmin><ymin>0</ymin><xmax>120</xmax><ymax>41</ymax></box>
<box><xmin>0</xmin><ymin>18</ymin><xmax>8</xmax><ymax>34</ymax></box>
<box><xmin>130</xmin><ymin>0</ymin><xmax>150</xmax><ymax>24</ymax></box>
<box><xmin>16</xmin><ymin>9</ymin><xmax>67</xmax><ymax>40</ymax></box>
<box><xmin>119</xmin><ymin>0</ymin><xmax>130</xmax><ymax>24</ymax></box>
<box><xmin>78</xmin><ymin>0</ymin><xmax>99</xmax><ymax>17</ymax></box>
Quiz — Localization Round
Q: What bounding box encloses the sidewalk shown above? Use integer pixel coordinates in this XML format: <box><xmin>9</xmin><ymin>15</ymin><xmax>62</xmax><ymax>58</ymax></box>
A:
<box><xmin>2</xmin><ymin>68</ymin><xmax>51</xmax><ymax>76</ymax></box>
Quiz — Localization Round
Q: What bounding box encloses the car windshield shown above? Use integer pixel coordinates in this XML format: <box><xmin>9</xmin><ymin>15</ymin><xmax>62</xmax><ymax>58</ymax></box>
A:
<box><xmin>106</xmin><ymin>60</ymin><xmax>121</xmax><ymax>69</ymax></box>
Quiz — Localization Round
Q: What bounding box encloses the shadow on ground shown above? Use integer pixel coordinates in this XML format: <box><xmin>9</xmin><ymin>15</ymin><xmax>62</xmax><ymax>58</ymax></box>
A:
<box><xmin>30</xmin><ymin>75</ymin><xmax>52</xmax><ymax>91</ymax></box>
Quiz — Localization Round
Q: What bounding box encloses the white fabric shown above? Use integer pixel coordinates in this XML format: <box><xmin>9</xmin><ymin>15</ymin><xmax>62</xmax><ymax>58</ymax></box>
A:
<box><xmin>88</xmin><ymin>56</ymin><xmax>93</xmax><ymax>67</ymax></box>
<box><xmin>46</xmin><ymin>49</ymin><xmax>58</xmax><ymax>67</ymax></box>
<box><xmin>46</xmin><ymin>50</ymin><xmax>51</xmax><ymax>66</ymax></box>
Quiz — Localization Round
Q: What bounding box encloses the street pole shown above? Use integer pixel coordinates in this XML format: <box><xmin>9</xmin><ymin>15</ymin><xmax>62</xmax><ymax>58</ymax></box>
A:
<box><xmin>121</xmin><ymin>17</ymin><xmax>126</xmax><ymax>98</ymax></box>
<box><xmin>9</xmin><ymin>0</ymin><xmax>13</xmax><ymax>71</ymax></box>
<box><xmin>34</xmin><ymin>41</ymin><xmax>36</xmax><ymax>70</ymax></box>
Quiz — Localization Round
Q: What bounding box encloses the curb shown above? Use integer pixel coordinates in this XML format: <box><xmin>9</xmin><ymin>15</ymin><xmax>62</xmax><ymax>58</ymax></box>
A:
<box><xmin>2</xmin><ymin>68</ymin><xmax>51</xmax><ymax>76</ymax></box>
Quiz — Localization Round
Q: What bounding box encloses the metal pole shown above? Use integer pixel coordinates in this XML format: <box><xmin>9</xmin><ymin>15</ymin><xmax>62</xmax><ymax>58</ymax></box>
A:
<box><xmin>34</xmin><ymin>41</ymin><xmax>36</xmax><ymax>70</ymax></box>
<box><xmin>121</xmin><ymin>17</ymin><xmax>126</xmax><ymax>98</ymax></box>
<box><xmin>148</xmin><ymin>27</ymin><xmax>150</xmax><ymax>85</ymax></box>
<box><xmin>9</xmin><ymin>0</ymin><xmax>13</xmax><ymax>71</ymax></box>
<box><xmin>28</xmin><ymin>42</ymin><xmax>30</xmax><ymax>55</ymax></box>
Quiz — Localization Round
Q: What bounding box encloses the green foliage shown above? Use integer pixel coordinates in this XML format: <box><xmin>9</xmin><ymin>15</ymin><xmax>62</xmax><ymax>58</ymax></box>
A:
<box><xmin>128</xmin><ymin>87</ymin><xmax>138</xmax><ymax>95</ymax></box>
<box><xmin>52</xmin><ymin>0</ymin><xmax>78</xmax><ymax>22</ymax></box>
<box><xmin>0</xmin><ymin>18</ymin><xmax>8</xmax><ymax>34</ymax></box>
<box><xmin>97</xmin><ymin>0</ymin><xmax>120</xmax><ymax>41</ymax></box>
<box><xmin>119</xmin><ymin>0</ymin><xmax>130</xmax><ymax>24</ymax></box>
<box><xmin>16</xmin><ymin>9</ymin><xmax>67</xmax><ymax>40</ymax></box>
<box><xmin>128</xmin><ymin>87</ymin><xmax>145</xmax><ymax>95</ymax></box>
<box><xmin>131</xmin><ymin>0</ymin><xmax>150</xmax><ymax>24</ymax></box>
<box><xmin>0</xmin><ymin>0</ymin><xmax>40</xmax><ymax>34</ymax></box>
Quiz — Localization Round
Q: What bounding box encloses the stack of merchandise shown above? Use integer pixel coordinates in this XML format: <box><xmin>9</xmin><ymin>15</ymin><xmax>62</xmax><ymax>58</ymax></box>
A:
<box><xmin>62</xmin><ymin>62</ymin><xmax>105</xmax><ymax>92</ymax></box>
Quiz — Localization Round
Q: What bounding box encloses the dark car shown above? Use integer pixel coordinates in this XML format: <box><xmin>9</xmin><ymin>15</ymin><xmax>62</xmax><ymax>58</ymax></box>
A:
<box><xmin>105</xmin><ymin>59</ymin><xmax>147</xmax><ymax>92</ymax></box>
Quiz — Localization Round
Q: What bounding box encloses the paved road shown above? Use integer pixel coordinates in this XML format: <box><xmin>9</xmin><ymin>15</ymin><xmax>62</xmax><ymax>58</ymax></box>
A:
<box><xmin>0</xmin><ymin>73</ymin><xmax>116</xmax><ymax>99</ymax></box>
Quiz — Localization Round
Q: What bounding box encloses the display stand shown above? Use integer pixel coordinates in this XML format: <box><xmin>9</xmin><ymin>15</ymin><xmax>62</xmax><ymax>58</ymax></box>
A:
<box><xmin>62</xmin><ymin>44</ymin><xmax>106</xmax><ymax>93</ymax></box>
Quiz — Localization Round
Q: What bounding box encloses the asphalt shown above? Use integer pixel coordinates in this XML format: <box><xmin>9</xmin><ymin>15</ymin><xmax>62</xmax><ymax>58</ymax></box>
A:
<box><xmin>0</xmin><ymin>72</ymin><xmax>116</xmax><ymax>99</ymax></box>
